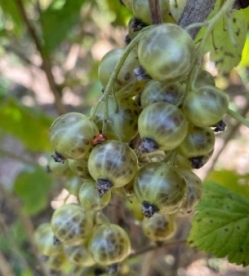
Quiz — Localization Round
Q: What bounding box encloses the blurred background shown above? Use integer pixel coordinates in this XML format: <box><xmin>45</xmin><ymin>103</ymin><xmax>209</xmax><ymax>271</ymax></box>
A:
<box><xmin>0</xmin><ymin>0</ymin><xmax>249</xmax><ymax>275</ymax></box>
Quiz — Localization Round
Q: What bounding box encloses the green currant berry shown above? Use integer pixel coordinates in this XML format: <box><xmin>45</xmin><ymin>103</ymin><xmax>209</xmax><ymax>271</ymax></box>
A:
<box><xmin>98</xmin><ymin>48</ymin><xmax>139</xmax><ymax>93</ymax></box>
<box><xmin>125</xmin><ymin>196</ymin><xmax>144</xmax><ymax>221</ymax></box>
<box><xmin>128</xmin><ymin>17</ymin><xmax>147</xmax><ymax>41</ymax></box>
<box><xmin>169</xmin><ymin>0</ymin><xmax>187</xmax><ymax>22</ymax></box>
<box><xmin>177</xmin><ymin>168</ymin><xmax>203</xmax><ymax>212</ymax></box>
<box><xmin>51</xmin><ymin>204</ymin><xmax>94</xmax><ymax>246</ymax></box>
<box><xmin>68</xmin><ymin>157</ymin><xmax>91</xmax><ymax>179</ymax></box>
<box><xmin>189</xmin><ymin>149</ymin><xmax>214</xmax><ymax>169</ymax></box>
<box><xmin>138</xmin><ymin>23</ymin><xmax>196</xmax><ymax>82</ymax></box>
<box><xmin>88</xmin><ymin>140</ymin><xmax>138</xmax><ymax>195</ymax></box>
<box><xmin>93</xmin><ymin>212</ymin><xmax>110</xmax><ymax>227</ymax></box>
<box><xmin>65</xmin><ymin>177</ymin><xmax>83</xmax><ymax>196</ymax></box>
<box><xmin>49</xmin><ymin>112</ymin><xmax>99</xmax><ymax>161</ymax></box>
<box><xmin>79</xmin><ymin>179</ymin><xmax>111</xmax><ymax>211</ymax></box>
<box><xmin>142</xmin><ymin>213</ymin><xmax>175</xmax><ymax>241</ymax></box>
<box><xmin>131</xmin><ymin>0</ymin><xmax>170</xmax><ymax>25</ymax></box>
<box><xmin>195</xmin><ymin>70</ymin><xmax>215</xmax><ymax>89</ymax></box>
<box><xmin>88</xmin><ymin>224</ymin><xmax>131</xmax><ymax>266</ymax></box>
<box><xmin>138</xmin><ymin>102</ymin><xmax>188</xmax><ymax>152</ymax></box>
<box><xmin>46</xmin><ymin>156</ymin><xmax>70</xmax><ymax>177</ymax></box>
<box><xmin>134</xmin><ymin>162</ymin><xmax>186</xmax><ymax>217</ymax></box>
<box><xmin>182</xmin><ymin>86</ymin><xmax>228</xmax><ymax>127</ymax></box>
<box><xmin>44</xmin><ymin>253</ymin><xmax>67</xmax><ymax>271</ymax></box>
<box><xmin>140</xmin><ymin>80</ymin><xmax>185</xmax><ymax>109</ymax></box>
<box><xmin>90</xmin><ymin>96</ymin><xmax>140</xmax><ymax>142</ymax></box>
<box><xmin>34</xmin><ymin>223</ymin><xmax>63</xmax><ymax>256</ymax></box>
<box><xmin>64</xmin><ymin>244</ymin><xmax>95</xmax><ymax>267</ymax></box>
<box><xmin>112</xmin><ymin>179</ymin><xmax>134</xmax><ymax>198</ymax></box>
<box><xmin>177</xmin><ymin>124</ymin><xmax>215</xmax><ymax>159</ymax></box>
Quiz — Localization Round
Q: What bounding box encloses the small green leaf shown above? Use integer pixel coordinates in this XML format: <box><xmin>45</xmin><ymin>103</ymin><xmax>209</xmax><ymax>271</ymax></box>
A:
<box><xmin>188</xmin><ymin>181</ymin><xmax>249</xmax><ymax>266</ymax></box>
<box><xmin>14</xmin><ymin>166</ymin><xmax>53</xmax><ymax>215</ymax></box>
<box><xmin>0</xmin><ymin>98</ymin><xmax>53</xmax><ymax>151</ymax></box>
<box><xmin>40</xmin><ymin>0</ymin><xmax>86</xmax><ymax>53</ymax></box>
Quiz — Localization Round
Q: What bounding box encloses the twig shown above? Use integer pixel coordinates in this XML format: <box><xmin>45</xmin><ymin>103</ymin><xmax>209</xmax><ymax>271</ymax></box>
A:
<box><xmin>129</xmin><ymin>239</ymin><xmax>186</xmax><ymax>258</ymax></box>
<box><xmin>0</xmin><ymin>250</ymin><xmax>15</xmax><ymax>276</ymax></box>
<box><xmin>148</xmin><ymin>0</ymin><xmax>162</xmax><ymax>24</ymax></box>
<box><xmin>0</xmin><ymin>185</ymin><xmax>51</xmax><ymax>276</ymax></box>
<box><xmin>227</xmin><ymin>108</ymin><xmax>249</xmax><ymax>128</ymax></box>
<box><xmin>0</xmin><ymin>148</ymin><xmax>35</xmax><ymax>165</ymax></box>
<box><xmin>15</xmin><ymin>0</ymin><xmax>66</xmax><ymax>115</ymax></box>
<box><xmin>179</xmin><ymin>0</ymin><xmax>246</xmax><ymax>39</ymax></box>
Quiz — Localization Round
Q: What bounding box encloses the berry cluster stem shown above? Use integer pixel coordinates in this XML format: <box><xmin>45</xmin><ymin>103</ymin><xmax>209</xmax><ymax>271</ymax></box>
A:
<box><xmin>90</xmin><ymin>26</ymin><xmax>153</xmax><ymax>133</ymax></box>
<box><xmin>227</xmin><ymin>108</ymin><xmax>249</xmax><ymax>128</ymax></box>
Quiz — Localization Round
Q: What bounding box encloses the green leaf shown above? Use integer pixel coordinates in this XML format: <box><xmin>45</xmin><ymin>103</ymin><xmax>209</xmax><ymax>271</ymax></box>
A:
<box><xmin>205</xmin><ymin>10</ymin><xmax>247</xmax><ymax>73</ymax></box>
<box><xmin>0</xmin><ymin>0</ymin><xmax>24</xmax><ymax>35</ymax></box>
<box><xmin>188</xmin><ymin>181</ymin><xmax>249</xmax><ymax>266</ymax></box>
<box><xmin>0</xmin><ymin>98</ymin><xmax>53</xmax><ymax>151</ymax></box>
<box><xmin>14</xmin><ymin>166</ymin><xmax>53</xmax><ymax>215</ymax></box>
<box><xmin>40</xmin><ymin>0</ymin><xmax>86</xmax><ymax>53</ymax></box>
<box><xmin>206</xmin><ymin>170</ymin><xmax>249</xmax><ymax>201</ymax></box>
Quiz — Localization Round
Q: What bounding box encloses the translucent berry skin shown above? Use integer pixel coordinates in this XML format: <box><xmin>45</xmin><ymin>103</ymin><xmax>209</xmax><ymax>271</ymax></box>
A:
<box><xmin>177</xmin><ymin>168</ymin><xmax>203</xmax><ymax>212</ymax></box>
<box><xmin>138</xmin><ymin>23</ymin><xmax>196</xmax><ymax>82</ymax></box>
<box><xmin>195</xmin><ymin>70</ymin><xmax>215</xmax><ymax>89</ymax></box>
<box><xmin>125</xmin><ymin>195</ymin><xmax>144</xmax><ymax>221</ymax></box>
<box><xmin>169</xmin><ymin>0</ymin><xmax>187</xmax><ymax>22</ymax></box>
<box><xmin>88</xmin><ymin>224</ymin><xmax>131</xmax><ymax>266</ymax></box>
<box><xmin>134</xmin><ymin>162</ymin><xmax>187</xmax><ymax>216</ymax></box>
<box><xmin>79</xmin><ymin>179</ymin><xmax>111</xmax><ymax>211</ymax></box>
<box><xmin>65</xmin><ymin>177</ymin><xmax>83</xmax><ymax>196</ymax></box>
<box><xmin>45</xmin><ymin>253</ymin><xmax>67</xmax><ymax>271</ymax></box>
<box><xmin>177</xmin><ymin>124</ymin><xmax>215</xmax><ymax>159</ymax></box>
<box><xmin>142</xmin><ymin>213</ymin><xmax>175</xmax><ymax>241</ymax></box>
<box><xmin>131</xmin><ymin>0</ymin><xmax>170</xmax><ymax>25</ymax></box>
<box><xmin>98</xmin><ymin>48</ymin><xmax>139</xmax><ymax>93</ymax></box>
<box><xmin>140</xmin><ymin>80</ymin><xmax>185</xmax><ymax>109</ymax></box>
<box><xmin>88</xmin><ymin>140</ymin><xmax>138</xmax><ymax>192</ymax></box>
<box><xmin>138</xmin><ymin>102</ymin><xmax>188</xmax><ymax>152</ymax></box>
<box><xmin>51</xmin><ymin>204</ymin><xmax>94</xmax><ymax>246</ymax></box>
<box><xmin>49</xmin><ymin>112</ymin><xmax>99</xmax><ymax>160</ymax></box>
<box><xmin>182</xmin><ymin>86</ymin><xmax>228</xmax><ymax>127</ymax></box>
<box><xmin>46</xmin><ymin>156</ymin><xmax>69</xmax><ymax>177</ymax></box>
<box><xmin>90</xmin><ymin>96</ymin><xmax>140</xmax><ymax>143</ymax></box>
<box><xmin>68</xmin><ymin>157</ymin><xmax>91</xmax><ymax>179</ymax></box>
<box><xmin>34</xmin><ymin>223</ymin><xmax>63</xmax><ymax>256</ymax></box>
<box><xmin>64</xmin><ymin>244</ymin><xmax>95</xmax><ymax>267</ymax></box>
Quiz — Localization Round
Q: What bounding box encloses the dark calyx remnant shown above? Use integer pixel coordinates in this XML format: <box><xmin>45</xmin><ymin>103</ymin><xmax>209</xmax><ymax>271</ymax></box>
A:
<box><xmin>134</xmin><ymin>67</ymin><xmax>151</xmax><ymax>81</ymax></box>
<box><xmin>142</xmin><ymin>201</ymin><xmax>159</xmax><ymax>218</ymax></box>
<box><xmin>139</xmin><ymin>137</ymin><xmax>159</xmax><ymax>153</ymax></box>
<box><xmin>190</xmin><ymin>156</ymin><xmax>205</xmax><ymax>169</ymax></box>
<box><xmin>212</xmin><ymin>120</ymin><xmax>226</xmax><ymax>132</ymax></box>
<box><xmin>97</xmin><ymin>178</ymin><xmax>113</xmax><ymax>196</ymax></box>
<box><xmin>108</xmin><ymin>263</ymin><xmax>120</xmax><ymax>274</ymax></box>
<box><xmin>53</xmin><ymin>235</ymin><xmax>61</xmax><ymax>245</ymax></box>
<box><xmin>52</xmin><ymin>151</ymin><xmax>66</xmax><ymax>163</ymax></box>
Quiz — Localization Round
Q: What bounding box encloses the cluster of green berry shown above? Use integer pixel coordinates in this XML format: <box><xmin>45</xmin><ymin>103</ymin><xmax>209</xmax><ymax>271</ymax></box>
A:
<box><xmin>34</xmin><ymin>0</ymin><xmax>230</xmax><ymax>274</ymax></box>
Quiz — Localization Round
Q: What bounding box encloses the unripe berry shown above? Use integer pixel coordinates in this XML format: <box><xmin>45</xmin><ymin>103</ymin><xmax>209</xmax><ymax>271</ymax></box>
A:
<box><xmin>138</xmin><ymin>23</ymin><xmax>196</xmax><ymax>82</ymax></box>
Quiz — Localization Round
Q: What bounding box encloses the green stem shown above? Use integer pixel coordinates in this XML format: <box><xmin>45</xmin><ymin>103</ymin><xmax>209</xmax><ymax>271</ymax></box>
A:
<box><xmin>227</xmin><ymin>108</ymin><xmax>249</xmax><ymax>128</ymax></box>
<box><xmin>90</xmin><ymin>26</ymin><xmax>153</xmax><ymax>131</ymax></box>
<box><xmin>190</xmin><ymin>0</ymin><xmax>236</xmax><ymax>89</ymax></box>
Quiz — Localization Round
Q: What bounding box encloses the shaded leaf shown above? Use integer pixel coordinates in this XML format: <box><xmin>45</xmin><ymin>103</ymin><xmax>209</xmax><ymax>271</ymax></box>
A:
<box><xmin>206</xmin><ymin>10</ymin><xmax>247</xmax><ymax>73</ymax></box>
<box><xmin>0</xmin><ymin>98</ymin><xmax>53</xmax><ymax>151</ymax></box>
<box><xmin>14</xmin><ymin>166</ymin><xmax>53</xmax><ymax>215</ymax></box>
<box><xmin>40</xmin><ymin>0</ymin><xmax>86</xmax><ymax>53</ymax></box>
<box><xmin>188</xmin><ymin>181</ymin><xmax>249</xmax><ymax>266</ymax></box>
<box><xmin>207</xmin><ymin>170</ymin><xmax>249</xmax><ymax>200</ymax></box>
